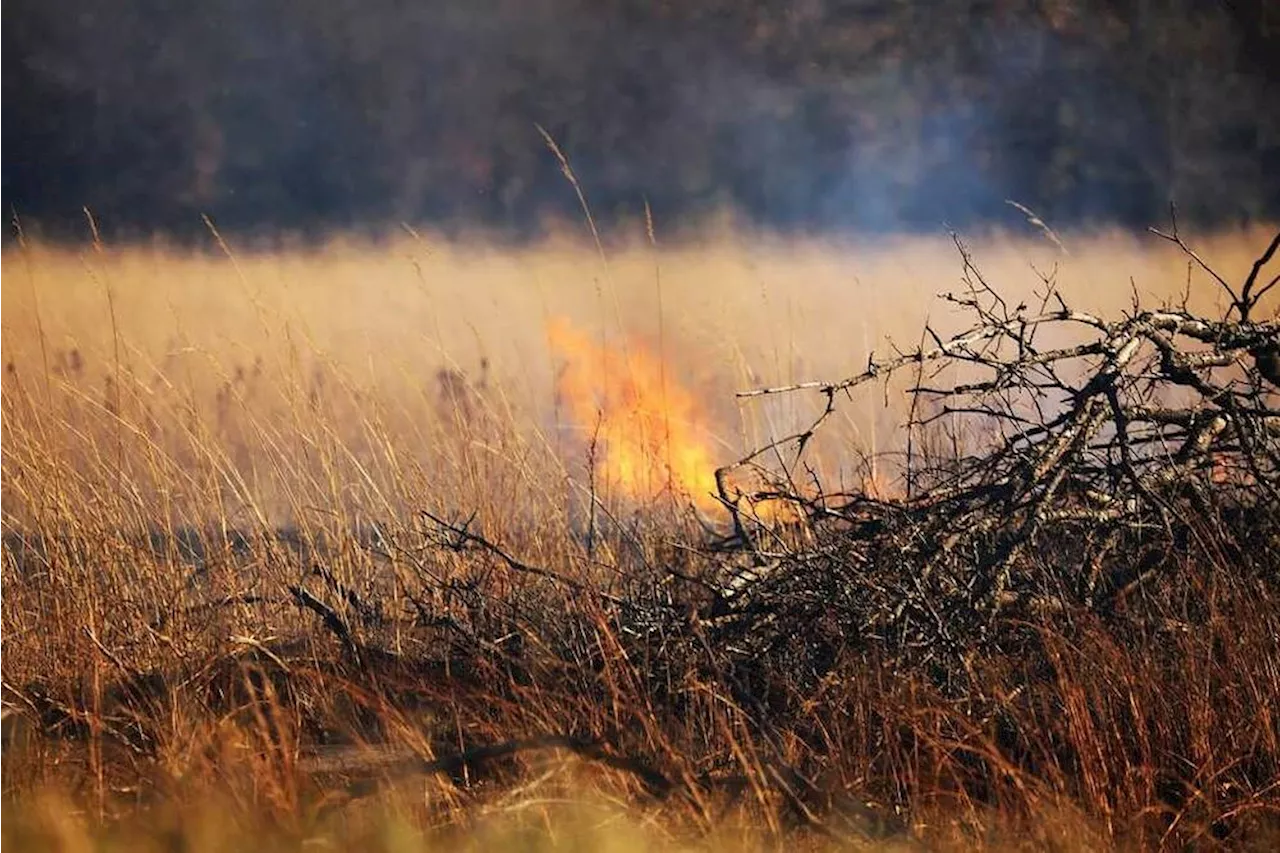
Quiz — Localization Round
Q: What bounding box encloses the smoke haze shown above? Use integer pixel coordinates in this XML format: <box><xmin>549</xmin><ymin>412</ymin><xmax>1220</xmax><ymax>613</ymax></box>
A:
<box><xmin>4</xmin><ymin>0</ymin><xmax>1279</xmax><ymax>240</ymax></box>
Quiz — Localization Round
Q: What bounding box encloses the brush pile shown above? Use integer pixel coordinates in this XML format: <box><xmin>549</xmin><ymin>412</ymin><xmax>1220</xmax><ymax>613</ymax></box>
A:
<box><xmin>709</xmin><ymin>227</ymin><xmax>1280</xmax><ymax>684</ymax></box>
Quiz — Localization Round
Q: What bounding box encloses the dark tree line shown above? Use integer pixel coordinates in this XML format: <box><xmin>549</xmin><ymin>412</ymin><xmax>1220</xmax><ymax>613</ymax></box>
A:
<box><xmin>3</xmin><ymin>0</ymin><xmax>1278</xmax><ymax>241</ymax></box>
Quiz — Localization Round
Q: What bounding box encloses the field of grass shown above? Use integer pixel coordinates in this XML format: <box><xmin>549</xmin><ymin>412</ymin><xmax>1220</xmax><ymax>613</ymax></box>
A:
<box><xmin>3</xmin><ymin>225</ymin><xmax>1279</xmax><ymax>851</ymax></box>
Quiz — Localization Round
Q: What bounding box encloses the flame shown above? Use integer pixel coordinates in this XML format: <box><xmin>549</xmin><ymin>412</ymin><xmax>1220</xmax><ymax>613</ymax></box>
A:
<box><xmin>547</xmin><ymin>318</ymin><xmax>720</xmax><ymax>509</ymax></box>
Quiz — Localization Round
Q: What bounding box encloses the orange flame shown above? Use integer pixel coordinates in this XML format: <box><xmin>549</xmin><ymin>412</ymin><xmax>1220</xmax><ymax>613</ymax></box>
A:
<box><xmin>547</xmin><ymin>318</ymin><xmax>720</xmax><ymax>509</ymax></box>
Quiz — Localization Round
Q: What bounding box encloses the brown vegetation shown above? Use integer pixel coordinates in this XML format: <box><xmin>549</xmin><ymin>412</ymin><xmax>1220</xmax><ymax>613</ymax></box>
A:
<box><xmin>2</xmin><ymin>227</ymin><xmax>1279</xmax><ymax>850</ymax></box>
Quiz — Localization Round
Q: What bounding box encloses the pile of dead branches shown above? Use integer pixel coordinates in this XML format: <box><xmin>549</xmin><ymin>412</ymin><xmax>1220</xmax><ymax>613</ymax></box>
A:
<box><xmin>709</xmin><ymin>227</ymin><xmax>1280</xmax><ymax>676</ymax></box>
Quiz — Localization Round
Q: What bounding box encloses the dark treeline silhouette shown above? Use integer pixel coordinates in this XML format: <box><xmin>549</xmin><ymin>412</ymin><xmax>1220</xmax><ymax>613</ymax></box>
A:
<box><xmin>4</xmin><ymin>0</ymin><xmax>1279</xmax><ymax>242</ymax></box>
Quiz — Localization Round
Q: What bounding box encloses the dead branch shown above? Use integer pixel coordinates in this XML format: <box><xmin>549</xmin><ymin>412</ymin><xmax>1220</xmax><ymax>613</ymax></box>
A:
<box><xmin>714</xmin><ymin>228</ymin><xmax>1279</xmax><ymax>675</ymax></box>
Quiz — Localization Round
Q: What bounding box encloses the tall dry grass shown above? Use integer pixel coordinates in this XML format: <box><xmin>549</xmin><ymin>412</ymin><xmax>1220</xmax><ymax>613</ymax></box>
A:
<box><xmin>4</xmin><ymin>226</ymin><xmax>1269</xmax><ymax>513</ymax></box>
<box><xmin>2</xmin><ymin>226</ymin><xmax>1278</xmax><ymax>851</ymax></box>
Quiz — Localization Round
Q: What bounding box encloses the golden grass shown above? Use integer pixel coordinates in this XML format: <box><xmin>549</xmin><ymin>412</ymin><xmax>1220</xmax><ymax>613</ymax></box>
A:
<box><xmin>3</xmin><ymin>226</ymin><xmax>1270</xmax><ymax>518</ymax></box>
<box><xmin>3</xmin><ymin>225</ymin><xmax>1279</xmax><ymax>851</ymax></box>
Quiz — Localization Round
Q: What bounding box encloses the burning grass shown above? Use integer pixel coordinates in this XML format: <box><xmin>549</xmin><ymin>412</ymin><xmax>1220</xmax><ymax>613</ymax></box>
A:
<box><xmin>547</xmin><ymin>316</ymin><xmax>721</xmax><ymax>510</ymax></box>
<box><xmin>3</xmin><ymin>226</ymin><xmax>1279</xmax><ymax>851</ymax></box>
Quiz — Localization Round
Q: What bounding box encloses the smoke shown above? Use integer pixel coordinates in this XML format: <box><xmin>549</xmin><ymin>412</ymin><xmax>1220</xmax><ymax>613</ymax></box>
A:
<box><xmin>3</xmin><ymin>0</ymin><xmax>1277</xmax><ymax>241</ymax></box>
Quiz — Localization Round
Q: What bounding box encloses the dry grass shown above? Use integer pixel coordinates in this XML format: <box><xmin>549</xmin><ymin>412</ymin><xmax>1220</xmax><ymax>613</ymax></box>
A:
<box><xmin>3</xmin><ymin>226</ymin><xmax>1279</xmax><ymax>851</ymax></box>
